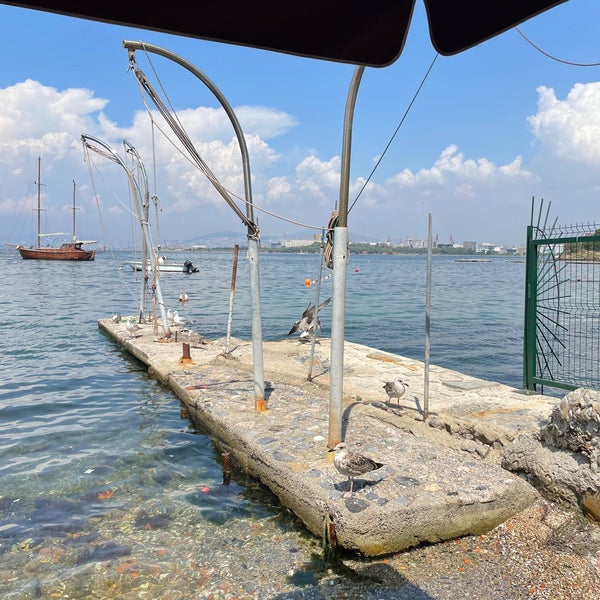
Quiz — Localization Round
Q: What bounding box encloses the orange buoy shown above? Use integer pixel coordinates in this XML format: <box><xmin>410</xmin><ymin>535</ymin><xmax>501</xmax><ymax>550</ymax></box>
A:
<box><xmin>305</xmin><ymin>278</ymin><xmax>312</xmax><ymax>286</ymax></box>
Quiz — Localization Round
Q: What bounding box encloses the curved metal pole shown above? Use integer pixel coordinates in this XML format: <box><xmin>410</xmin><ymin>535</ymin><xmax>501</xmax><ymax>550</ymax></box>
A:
<box><xmin>81</xmin><ymin>133</ymin><xmax>170</xmax><ymax>338</ymax></box>
<box><xmin>123</xmin><ymin>40</ymin><xmax>265</xmax><ymax>409</ymax></box>
<box><xmin>328</xmin><ymin>65</ymin><xmax>365</xmax><ymax>449</ymax></box>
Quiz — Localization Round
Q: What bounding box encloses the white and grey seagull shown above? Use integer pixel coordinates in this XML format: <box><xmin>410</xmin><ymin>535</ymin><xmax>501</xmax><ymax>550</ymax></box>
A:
<box><xmin>288</xmin><ymin>297</ymin><xmax>331</xmax><ymax>340</ymax></box>
<box><xmin>125</xmin><ymin>318</ymin><xmax>142</xmax><ymax>339</ymax></box>
<box><xmin>173</xmin><ymin>310</ymin><xmax>194</xmax><ymax>330</ymax></box>
<box><xmin>329</xmin><ymin>442</ymin><xmax>384</xmax><ymax>497</ymax></box>
<box><xmin>166</xmin><ymin>308</ymin><xmax>175</xmax><ymax>326</ymax></box>
<box><xmin>383</xmin><ymin>378</ymin><xmax>409</xmax><ymax>407</ymax></box>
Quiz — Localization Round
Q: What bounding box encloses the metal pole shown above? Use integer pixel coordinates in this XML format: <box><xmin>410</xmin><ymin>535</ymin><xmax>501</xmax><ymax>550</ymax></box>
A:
<box><xmin>424</xmin><ymin>213</ymin><xmax>432</xmax><ymax>420</ymax></box>
<box><xmin>36</xmin><ymin>157</ymin><xmax>41</xmax><ymax>250</ymax></box>
<box><xmin>123</xmin><ymin>139</ymin><xmax>171</xmax><ymax>337</ymax></box>
<box><xmin>122</xmin><ymin>40</ymin><xmax>265</xmax><ymax>408</ymax></box>
<box><xmin>225</xmin><ymin>244</ymin><xmax>239</xmax><ymax>353</ymax></box>
<box><xmin>523</xmin><ymin>224</ymin><xmax>538</xmax><ymax>392</ymax></box>
<box><xmin>308</xmin><ymin>232</ymin><xmax>326</xmax><ymax>381</ymax></box>
<box><xmin>72</xmin><ymin>180</ymin><xmax>77</xmax><ymax>242</ymax></box>
<box><xmin>328</xmin><ymin>65</ymin><xmax>365</xmax><ymax>449</ymax></box>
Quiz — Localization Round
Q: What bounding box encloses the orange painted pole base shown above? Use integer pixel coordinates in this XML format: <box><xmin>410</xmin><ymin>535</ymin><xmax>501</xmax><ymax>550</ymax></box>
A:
<box><xmin>180</xmin><ymin>342</ymin><xmax>192</xmax><ymax>364</ymax></box>
<box><xmin>255</xmin><ymin>398</ymin><xmax>268</xmax><ymax>412</ymax></box>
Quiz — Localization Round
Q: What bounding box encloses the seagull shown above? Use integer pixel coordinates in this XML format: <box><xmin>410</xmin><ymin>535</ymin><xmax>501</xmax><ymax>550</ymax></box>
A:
<box><xmin>383</xmin><ymin>378</ymin><xmax>409</xmax><ymax>407</ymax></box>
<box><xmin>329</xmin><ymin>442</ymin><xmax>384</xmax><ymax>497</ymax></box>
<box><xmin>173</xmin><ymin>310</ymin><xmax>194</xmax><ymax>329</ymax></box>
<box><xmin>126</xmin><ymin>318</ymin><xmax>141</xmax><ymax>338</ymax></box>
<box><xmin>179</xmin><ymin>292</ymin><xmax>189</xmax><ymax>303</ymax></box>
<box><xmin>111</xmin><ymin>313</ymin><xmax>122</xmax><ymax>323</ymax></box>
<box><xmin>166</xmin><ymin>308</ymin><xmax>175</xmax><ymax>326</ymax></box>
<box><xmin>288</xmin><ymin>297</ymin><xmax>331</xmax><ymax>339</ymax></box>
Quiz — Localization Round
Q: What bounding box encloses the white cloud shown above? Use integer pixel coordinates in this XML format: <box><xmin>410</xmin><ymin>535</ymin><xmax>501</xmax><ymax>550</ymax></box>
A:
<box><xmin>1</xmin><ymin>78</ymin><xmax>599</xmax><ymax>247</ymax></box>
<box><xmin>385</xmin><ymin>144</ymin><xmax>533</xmax><ymax>194</ymax></box>
<box><xmin>528</xmin><ymin>82</ymin><xmax>600</xmax><ymax>166</ymax></box>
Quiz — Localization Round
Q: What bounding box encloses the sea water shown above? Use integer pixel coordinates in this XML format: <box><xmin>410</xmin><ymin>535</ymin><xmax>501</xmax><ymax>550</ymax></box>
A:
<box><xmin>0</xmin><ymin>247</ymin><xmax>528</xmax><ymax>598</ymax></box>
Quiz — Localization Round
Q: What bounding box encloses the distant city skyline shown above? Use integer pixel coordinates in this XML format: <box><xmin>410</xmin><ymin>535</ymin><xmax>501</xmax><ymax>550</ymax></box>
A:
<box><xmin>143</xmin><ymin>229</ymin><xmax>530</xmax><ymax>252</ymax></box>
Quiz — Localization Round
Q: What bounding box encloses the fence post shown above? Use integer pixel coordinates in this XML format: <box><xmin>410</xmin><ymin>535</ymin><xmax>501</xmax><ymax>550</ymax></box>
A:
<box><xmin>523</xmin><ymin>225</ymin><xmax>538</xmax><ymax>392</ymax></box>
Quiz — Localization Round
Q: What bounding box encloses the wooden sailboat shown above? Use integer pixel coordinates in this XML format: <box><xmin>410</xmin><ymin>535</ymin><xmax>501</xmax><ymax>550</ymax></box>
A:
<box><xmin>16</xmin><ymin>157</ymin><xmax>96</xmax><ymax>261</ymax></box>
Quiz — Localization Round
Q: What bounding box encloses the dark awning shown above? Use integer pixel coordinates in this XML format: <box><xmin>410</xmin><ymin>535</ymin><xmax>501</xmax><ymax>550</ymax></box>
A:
<box><xmin>0</xmin><ymin>1</ymin><xmax>567</xmax><ymax>67</ymax></box>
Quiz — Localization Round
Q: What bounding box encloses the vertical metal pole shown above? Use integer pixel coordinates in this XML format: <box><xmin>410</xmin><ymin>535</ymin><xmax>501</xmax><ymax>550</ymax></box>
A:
<box><xmin>308</xmin><ymin>231</ymin><xmax>326</xmax><ymax>381</ymax></box>
<box><xmin>124</xmin><ymin>139</ymin><xmax>171</xmax><ymax>336</ymax></box>
<box><xmin>328</xmin><ymin>65</ymin><xmax>364</xmax><ymax>450</ymax></box>
<box><xmin>248</xmin><ymin>236</ymin><xmax>266</xmax><ymax>410</ymax></box>
<box><xmin>424</xmin><ymin>214</ymin><xmax>432</xmax><ymax>420</ymax></box>
<box><xmin>72</xmin><ymin>180</ymin><xmax>77</xmax><ymax>242</ymax></box>
<box><xmin>523</xmin><ymin>224</ymin><xmax>538</xmax><ymax>392</ymax></box>
<box><xmin>225</xmin><ymin>244</ymin><xmax>239</xmax><ymax>354</ymax></box>
<box><xmin>141</xmin><ymin>179</ymin><xmax>151</xmax><ymax>321</ymax></box>
<box><xmin>36</xmin><ymin>157</ymin><xmax>41</xmax><ymax>250</ymax></box>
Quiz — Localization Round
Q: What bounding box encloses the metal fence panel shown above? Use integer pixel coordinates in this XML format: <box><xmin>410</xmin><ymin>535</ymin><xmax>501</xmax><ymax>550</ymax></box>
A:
<box><xmin>524</xmin><ymin>218</ymin><xmax>600</xmax><ymax>393</ymax></box>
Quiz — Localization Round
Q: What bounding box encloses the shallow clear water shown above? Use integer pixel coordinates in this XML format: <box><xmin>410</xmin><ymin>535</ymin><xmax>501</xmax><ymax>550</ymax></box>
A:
<box><xmin>0</xmin><ymin>247</ymin><xmax>529</xmax><ymax>598</ymax></box>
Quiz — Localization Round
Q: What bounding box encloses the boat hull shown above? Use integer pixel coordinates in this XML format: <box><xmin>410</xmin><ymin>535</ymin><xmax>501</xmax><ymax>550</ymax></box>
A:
<box><xmin>125</xmin><ymin>260</ymin><xmax>198</xmax><ymax>273</ymax></box>
<box><xmin>17</xmin><ymin>243</ymin><xmax>95</xmax><ymax>261</ymax></box>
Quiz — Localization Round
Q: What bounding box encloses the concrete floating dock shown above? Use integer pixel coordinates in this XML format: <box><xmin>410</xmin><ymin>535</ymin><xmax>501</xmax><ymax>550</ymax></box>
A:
<box><xmin>99</xmin><ymin>317</ymin><xmax>558</xmax><ymax>556</ymax></box>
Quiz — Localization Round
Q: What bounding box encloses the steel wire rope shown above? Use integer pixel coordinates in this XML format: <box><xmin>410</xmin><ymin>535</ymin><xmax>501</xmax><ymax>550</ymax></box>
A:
<box><xmin>515</xmin><ymin>26</ymin><xmax>600</xmax><ymax>67</ymax></box>
<box><xmin>130</xmin><ymin>61</ymin><xmax>253</xmax><ymax>229</ymax></box>
<box><xmin>83</xmin><ymin>142</ymin><xmax>144</xmax><ymax>271</ymax></box>
<box><xmin>348</xmin><ymin>27</ymin><xmax>600</xmax><ymax>218</ymax></box>
<box><xmin>347</xmin><ymin>53</ymin><xmax>439</xmax><ymax>216</ymax></box>
<box><xmin>82</xmin><ymin>143</ymin><xmax>142</xmax><ymax>307</ymax></box>
<box><xmin>148</xmin><ymin>121</ymin><xmax>163</xmax><ymax>250</ymax></box>
<box><xmin>130</xmin><ymin>51</ymin><xmax>333</xmax><ymax>234</ymax></box>
<box><xmin>322</xmin><ymin>55</ymin><xmax>439</xmax><ymax>268</ymax></box>
<box><xmin>133</xmin><ymin>97</ymin><xmax>330</xmax><ymax>233</ymax></box>
<box><xmin>132</xmin><ymin>50</ymin><xmax>440</xmax><ymax>274</ymax></box>
<box><xmin>5</xmin><ymin>162</ymin><xmax>41</xmax><ymax>244</ymax></box>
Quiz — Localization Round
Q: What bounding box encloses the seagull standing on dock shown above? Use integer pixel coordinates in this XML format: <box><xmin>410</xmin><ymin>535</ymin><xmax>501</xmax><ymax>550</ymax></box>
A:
<box><xmin>383</xmin><ymin>378</ymin><xmax>409</xmax><ymax>407</ymax></box>
<box><xmin>126</xmin><ymin>318</ymin><xmax>141</xmax><ymax>339</ymax></box>
<box><xmin>329</xmin><ymin>442</ymin><xmax>384</xmax><ymax>497</ymax></box>
<box><xmin>288</xmin><ymin>297</ymin><xmax>331</xmax><ymax>339</ymax></box>
<box><xmin>173</xmin><ymin>310</ymin><xmax>194</xmax><ymax>330</ymax></box>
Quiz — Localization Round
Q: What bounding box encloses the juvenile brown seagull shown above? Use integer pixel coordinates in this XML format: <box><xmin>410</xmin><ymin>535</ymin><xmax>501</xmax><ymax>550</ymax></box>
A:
<box><xmin>329</xmin><ymin>442</ymin><xmax>384</xmax><ymax>497</ymax></box>
<box><xmin>383</xmin><ymin>378</ymin><xmax>409</xmax><ymax>406</ymax></box>
<box><xmin>288</xmin><ymin>297</ymin><xmax>331</xmax><ymax>339</ymax></box>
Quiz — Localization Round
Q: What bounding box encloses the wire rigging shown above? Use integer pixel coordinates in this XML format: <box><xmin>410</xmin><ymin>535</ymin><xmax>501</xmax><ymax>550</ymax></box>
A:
<box><xmin>348</xmin><ymin>53</ymin><xmax>439</xmax><ymax>215</ymax></box>
<box><xmin>81</xmin><ymin>143</ymin><xmax>142</xmax><ymax>307</ymax></box>
<box><xmin>128</xmin><ymin>49</ymin><xmax>440</xmax><ymax>244</ymax></box>
<box><xmin>130</xmin><ymin>51</ymin><xmax>336</xmax><ymax>234</ymax></box>
<box><xmin>515</xmin><ymin>26</ymin><xmax>600</xmax><ymax>67</ymax></box>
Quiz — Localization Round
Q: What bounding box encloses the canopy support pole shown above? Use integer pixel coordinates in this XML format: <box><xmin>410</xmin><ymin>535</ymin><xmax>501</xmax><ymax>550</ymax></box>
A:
<box><xmin>328</xmin><ymin>65</ymin><xmax>364</xmax><ymax>449</ymax></box>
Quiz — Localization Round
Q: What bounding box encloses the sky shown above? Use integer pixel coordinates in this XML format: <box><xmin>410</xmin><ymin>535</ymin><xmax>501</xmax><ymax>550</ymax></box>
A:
<box><xmin>0</xmin><ymin>1</ymin><xmax>599</xmax><ymax>249</ymax></box>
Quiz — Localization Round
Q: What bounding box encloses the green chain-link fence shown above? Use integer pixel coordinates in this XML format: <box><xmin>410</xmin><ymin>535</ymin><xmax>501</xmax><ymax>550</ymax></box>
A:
<box><xmin>523</xmin><ymin>200</ymin><xmax>600</xmax><ymax>393</ymax></box>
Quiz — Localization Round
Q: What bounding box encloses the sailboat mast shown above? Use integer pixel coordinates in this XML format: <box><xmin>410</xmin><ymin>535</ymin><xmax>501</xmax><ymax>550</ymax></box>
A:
<box><xmin>36</xmin><ymin>156</ymin><xmax>41</xmax><ymax>250</ymax></box>
<box><xmin>72</xmin><ymin>180</ymin><xmax>77</xmax><ymax>242</ymax></box>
